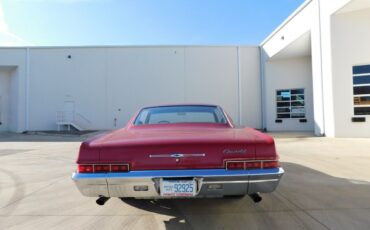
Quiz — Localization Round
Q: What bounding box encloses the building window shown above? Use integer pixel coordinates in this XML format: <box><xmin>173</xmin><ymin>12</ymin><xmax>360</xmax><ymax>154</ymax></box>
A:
<box><xmin>353</xmin><ymin>64</ymin><xmax>370</xmax><ymax>115</ymax></box>
<box><xmin>276</xmin><ymin>89</ymin><xmax>305</xmax><ymax>119</ymax></box>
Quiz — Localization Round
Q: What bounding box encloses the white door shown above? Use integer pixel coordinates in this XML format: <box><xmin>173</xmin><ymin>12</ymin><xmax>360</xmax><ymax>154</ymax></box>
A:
<box><xmin>63</xmin><ymin>101</ymin><xmax>75</xmax><ymax>121</ymax></box>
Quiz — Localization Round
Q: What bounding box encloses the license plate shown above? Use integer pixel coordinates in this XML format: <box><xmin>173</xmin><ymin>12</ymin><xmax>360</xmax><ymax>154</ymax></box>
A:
<box><xmin>160</xmin><ymin>179</ymin><xmax>196</xmax><ymax>197</ymax></box>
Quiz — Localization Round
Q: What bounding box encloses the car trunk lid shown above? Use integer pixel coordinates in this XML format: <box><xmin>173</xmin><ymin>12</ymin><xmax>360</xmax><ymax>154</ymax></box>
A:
<box><xmin>81</xmin><ymin>124</ymin><xmax>263</xmax><ymax>170</ymax></box>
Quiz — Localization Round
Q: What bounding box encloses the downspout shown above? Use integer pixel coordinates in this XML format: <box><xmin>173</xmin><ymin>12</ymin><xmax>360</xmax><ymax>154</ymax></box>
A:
<box><xmin>237</xmin><ymin>46</ymin><xmax>242</xmax><ymax>126</ymax></box>
<box><xmin>317</xmin><ymin>0</ymin><xmax>326</xmax><ymax>136</ymax></box>
<box><xmin>259</xmin><ymin>47</ymin><xmax>266</xmax><ymax>131</ymax></box>
<box><xmin>25</xmin><ymin>48</ymin><xmax>30</xmax><ymax>132</ymax></box>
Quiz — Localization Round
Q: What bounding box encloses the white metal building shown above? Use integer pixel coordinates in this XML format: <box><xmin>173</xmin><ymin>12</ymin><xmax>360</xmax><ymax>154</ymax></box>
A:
<box><xmin>0</xmin><ymin>0</ymin><xmax>369</xmax><ymax>137</ymax></box>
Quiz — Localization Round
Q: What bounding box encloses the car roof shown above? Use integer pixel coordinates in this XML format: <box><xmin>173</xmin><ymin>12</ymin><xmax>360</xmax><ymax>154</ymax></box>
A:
<box><xmin>140</xmin><ymin>104</ymin><xmax>221</xmax><ymax>110</ymax></box>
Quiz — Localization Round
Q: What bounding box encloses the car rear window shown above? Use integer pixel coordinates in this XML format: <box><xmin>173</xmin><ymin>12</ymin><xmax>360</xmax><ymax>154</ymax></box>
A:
<box><xmin>134</xmin><ymin>105</ymin><xmax>227</xmax><ymax>125</ymax></box>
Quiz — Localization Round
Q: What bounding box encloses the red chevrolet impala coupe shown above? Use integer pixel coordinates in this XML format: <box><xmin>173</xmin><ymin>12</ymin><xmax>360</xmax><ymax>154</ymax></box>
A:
<box><xmin>72</xmin><ymin>104</ymin><xmax>284</xmax><ymax>205</ymax></box>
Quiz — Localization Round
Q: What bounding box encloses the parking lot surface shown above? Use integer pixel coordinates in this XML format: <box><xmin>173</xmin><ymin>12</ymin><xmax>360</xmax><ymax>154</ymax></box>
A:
<box><xmin>0</xmin><ymin>132</ymin><xmax>370</xmax><ymax>230</ymax></box>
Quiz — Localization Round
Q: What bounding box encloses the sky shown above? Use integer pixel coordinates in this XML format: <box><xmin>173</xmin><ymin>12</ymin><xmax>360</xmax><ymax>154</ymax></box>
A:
<box><xmin>0</xmin><ymin>0</ymin><xmax>304</xmax><ymax>46</ymax></box>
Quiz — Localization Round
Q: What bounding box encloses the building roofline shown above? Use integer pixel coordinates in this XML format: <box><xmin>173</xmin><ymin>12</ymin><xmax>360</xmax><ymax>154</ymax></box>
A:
<box><xmin>260</xmin><ymin>0</ymin><xmax>313</xmax><ymax>46</ymax></box>
<box><xmin>0</xmin><ymin>44</ymin><xmax>258</xmax><ymax>49</ymax></box>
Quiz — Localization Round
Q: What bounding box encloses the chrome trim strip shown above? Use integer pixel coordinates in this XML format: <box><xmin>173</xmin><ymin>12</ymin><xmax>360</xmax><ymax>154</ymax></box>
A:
<box><xmin>72</xmin><ymin>168</ymin><xmax>284</xmax><ymax>197</ymax></box>
<box><xmin>203</xmin><ymin>179</ymin><xmax>279</xmax><ymax>184</ymax></box>
<box><xmin>249</xmin><ymin>179</ymin><xmax>280</xmax><ymax>183</ymax></box>
<box><xmin>149</xmin><ymin>153</ymin><xmax>206</xmax><ymax>158</ymax></box>
<box><xmin>72</xmin><ymin>168</ymin><xmax>284</xmax><ymax>179</ymax></box>
<box><xmin>203</xmin><ymin>180</ymin><xmax>249</xmax><ymax>184</ymax></box>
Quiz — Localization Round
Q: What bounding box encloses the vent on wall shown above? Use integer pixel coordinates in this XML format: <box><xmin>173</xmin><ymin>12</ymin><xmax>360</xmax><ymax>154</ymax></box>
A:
<box><xmin>352</xmin><ymin>117</ymin><xmax>366</xmax><ymax>122</ymax></box>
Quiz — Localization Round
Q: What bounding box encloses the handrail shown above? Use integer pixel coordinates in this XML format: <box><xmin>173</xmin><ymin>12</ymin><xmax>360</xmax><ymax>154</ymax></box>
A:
<box><xmin>56</xmin><ymin>110</ymin><xmax>92</xmax><ymax>130</ymax></box>
<box><xmin>75</xmin><ymin>112</ymin><xmax>92</xmax><ymax>124</ymax></box>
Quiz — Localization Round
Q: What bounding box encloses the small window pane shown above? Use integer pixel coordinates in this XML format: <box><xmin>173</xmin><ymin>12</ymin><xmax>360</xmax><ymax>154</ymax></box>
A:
<box><xmin>277</xmin><ymin>107</ymin><xmax>290</xmax><ymax>113</ymax></box>
<box><xmin>354</xmin><ymin>96</ymin><xmax>370</xmax><ymax>105</ymax></box>
<box><xmin>353</xmin><ymin>86</ymin><xmax>370</xmax><ymax>95</ymax></box>
<box><xmin>291</xmin><ymin>101</ymin><xmax>305</xmax><ymax>106</ymax></box>
<box><xmin>292</xmin><ymin>95</ymin><xmax>305</xmax><ymax>101</ymax></box>
<box><xmin>291</xmin><ymin>107</ymin><xmax>305</xmax><ymax>113</ymax></box>
<box><xmin>354</xmin><ymin>107</ymin><xmax>370</xmax><ymax>115</ymax></box>
<box><xmin>291</xmin><ymin>89</ymin><xmax>304</xmax><ymax>95</ymax></box>
<box><xmin>277</xmin><ymin>90</ymin><xmax>290</xmax><ymax>97</ymax></box>
<box><xmin>277</xmin><ymin>102</ymin><xmax>290</xmax><ymax>107</ymax></box>
<box><xmin>291</xmin><ymin>113</ymin><xmax>305</xmax><ymax>118</ymax></box>
<box><xmin>353</xmin><ymin>75</ymin><xmax>370</xmax><ymax>85</ymax></box>
<box><xmin>353</xmin><ymin>65</ymin><xmax>370</xmax><ymax>75</ymax></box>
<box><xmin>277</xmin><ymin>114</ymin><xmax>290</xmax><ymax>118</ymax></box>
<box><xmin>276</xmin><ymin>96</ymin><xmax>290</xmax><ymax>101</ymax></box>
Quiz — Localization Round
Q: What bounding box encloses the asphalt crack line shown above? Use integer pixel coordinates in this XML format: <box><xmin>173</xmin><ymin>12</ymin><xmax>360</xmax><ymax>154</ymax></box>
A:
<box><xmin>276</xmin><ymin>191</ymin><xmax>331</xmax><ymax>230</ymax></box>
<box><xmin>0</xmin><ymin>176</ymin><xmax>66</xmax><ymax>210</ymax></box>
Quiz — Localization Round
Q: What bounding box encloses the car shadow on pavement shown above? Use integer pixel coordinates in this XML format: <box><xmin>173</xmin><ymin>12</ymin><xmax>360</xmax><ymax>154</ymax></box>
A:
<box><xmin>121</xmin><ymin>162</ymin><xmax>370</xmax><ymax>230</ymax></box>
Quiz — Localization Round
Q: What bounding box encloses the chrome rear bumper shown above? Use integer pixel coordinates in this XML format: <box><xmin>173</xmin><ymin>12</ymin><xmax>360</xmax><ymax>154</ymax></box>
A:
<box><xmin>72</xmin><ymin>168</ymin><xmax>284</xmax><ymax>198</ymax></box>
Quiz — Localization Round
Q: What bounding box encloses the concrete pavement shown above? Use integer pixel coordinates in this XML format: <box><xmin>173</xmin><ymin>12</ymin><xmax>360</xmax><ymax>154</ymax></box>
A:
<box><xmin>0</xmin><ymin>132</ymin><xmax>369</xmax><ymax>230</ymax></box>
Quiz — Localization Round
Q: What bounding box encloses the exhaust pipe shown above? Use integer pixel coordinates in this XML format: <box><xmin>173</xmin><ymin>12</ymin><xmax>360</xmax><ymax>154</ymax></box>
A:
<box><xmin>249</xmin><ymin>193</ymin><xmax>262</xmax><ymax>203</ymax></box>
<box><xmin>96</xmin><ymin>196</ymin><xmax>110</xmax><ymax>206</ymax></box>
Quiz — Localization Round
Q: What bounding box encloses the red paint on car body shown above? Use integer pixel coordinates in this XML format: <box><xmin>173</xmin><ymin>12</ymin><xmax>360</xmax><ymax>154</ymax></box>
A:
<box><xmin>77</xmin><ymin>105</ymin><xmax>278</xmax><ymax>171</ymax></box>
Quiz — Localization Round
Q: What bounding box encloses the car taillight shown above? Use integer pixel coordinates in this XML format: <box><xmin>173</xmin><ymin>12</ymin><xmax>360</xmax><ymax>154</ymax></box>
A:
<box><xmin>226</xmin><ymin>161</ymin><xmax>244</xmax><ymax>170</ymax></box>
<box><xmin>245</xmin><ymin>161</ymin><xmax>262</xmax><ymax>169</ymax></box>
<box><xmin>263</xmin><ymin>161</ymin><xmax>280</xmax><ymax>168</ymax></box>
<box><xmin>77</xmin><ymin>164</ymin><xmax>129</xmax><ymax>173</ymax></box>
<box><xmin>111</xmin><ymin>164</ymin><xmax>129</xmax><ymax>172</ymax></box>
<box><xmin>94</xmin><ymin>165</ymin><xmax>110</xmax><ymax>173</ymax></box>
<box><xmin>226</xmin><ymin>160</ymin><xmax>279</xmax><ymax>170</ymax></box>
<box><xmin>78</xmin><ymin>164</ymin><xmax>93</xmax><ymax>173</ymax></box>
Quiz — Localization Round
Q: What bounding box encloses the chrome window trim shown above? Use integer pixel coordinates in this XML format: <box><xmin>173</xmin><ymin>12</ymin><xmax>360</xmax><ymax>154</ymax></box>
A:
<box><xmin>149</xmin><ymin>153</ymin><xmax>206</xmax><ymax>158</ymax></box>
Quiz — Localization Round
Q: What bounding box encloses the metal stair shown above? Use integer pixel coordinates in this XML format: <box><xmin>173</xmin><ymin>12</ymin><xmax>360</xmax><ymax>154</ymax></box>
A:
<box><xmin>56</xmin><ymin>111</ymin><xmax>92</xmax><ymax>131</ymax></box>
